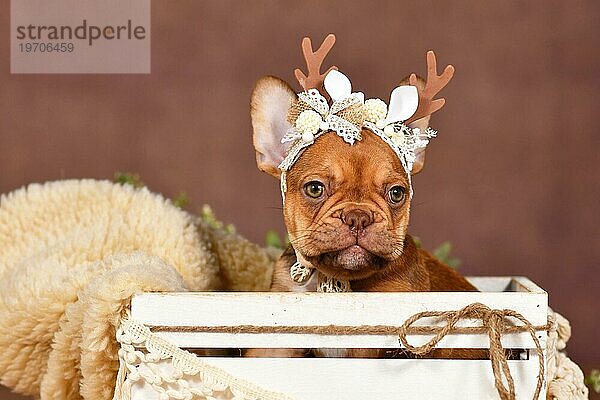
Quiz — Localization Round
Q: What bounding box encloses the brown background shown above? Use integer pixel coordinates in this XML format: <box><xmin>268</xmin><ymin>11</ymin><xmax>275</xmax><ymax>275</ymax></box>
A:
<box><xmin>1</xmin><ymin>1</ymin><xmax>598</xmax><ymax>398</ymax></box>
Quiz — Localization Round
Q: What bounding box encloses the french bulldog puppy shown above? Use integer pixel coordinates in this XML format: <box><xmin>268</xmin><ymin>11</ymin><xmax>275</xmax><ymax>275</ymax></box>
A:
<box><xmin>247</xmin><ymin>37</ymin><xmax>475</xmax><ymax>358</ymax></box>
<box><xmin>251</xmin><ymin>79</ymin><xmax>475</xmax><ymax>295</ymax></box>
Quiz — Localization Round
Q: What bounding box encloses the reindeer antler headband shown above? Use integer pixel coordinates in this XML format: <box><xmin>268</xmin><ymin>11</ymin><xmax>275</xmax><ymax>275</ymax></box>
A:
<box><xmin>279</xmin><ymin>34</ymin><xmax>455</xmax><ymax>200</ymax></box>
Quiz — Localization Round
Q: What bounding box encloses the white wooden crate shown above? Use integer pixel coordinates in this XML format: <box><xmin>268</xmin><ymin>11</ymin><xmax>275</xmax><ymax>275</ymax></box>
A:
<box><xmin>128</xmin><ymin>277</ymin><xmax>548</xmax><ymax>400</ymax></box>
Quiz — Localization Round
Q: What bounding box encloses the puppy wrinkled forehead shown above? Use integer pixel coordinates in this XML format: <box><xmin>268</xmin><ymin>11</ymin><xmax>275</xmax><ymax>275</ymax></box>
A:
<box><xmin>289</xmin><ymin>130</ymin><xmax>409</xmax><ymax>185</ymax></box>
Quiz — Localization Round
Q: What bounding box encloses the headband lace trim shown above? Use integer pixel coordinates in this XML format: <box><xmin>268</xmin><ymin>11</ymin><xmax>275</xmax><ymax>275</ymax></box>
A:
<box><xmin>278</xmin><ymin>70</ymin><xmax>436</xmax><ymax>202</ymax></box>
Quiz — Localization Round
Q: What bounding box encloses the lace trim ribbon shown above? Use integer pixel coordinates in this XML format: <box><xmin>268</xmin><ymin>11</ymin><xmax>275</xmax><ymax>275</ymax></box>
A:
<box><xmin>113</xmin><ymin>313</ymin><xmax>294</xmax><ymax>400</ymax></box>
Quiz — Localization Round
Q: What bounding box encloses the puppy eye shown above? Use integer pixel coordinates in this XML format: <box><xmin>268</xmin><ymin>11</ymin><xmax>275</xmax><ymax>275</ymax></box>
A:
<box><xmin>388</xmin><ymin>186</ymin><xmax>406</xmax><ymax>204</ymax></box>
<box><xmin>304</xmin><ymin>181</ymin><xmax>325</xmax><ymax>198</ymax></box>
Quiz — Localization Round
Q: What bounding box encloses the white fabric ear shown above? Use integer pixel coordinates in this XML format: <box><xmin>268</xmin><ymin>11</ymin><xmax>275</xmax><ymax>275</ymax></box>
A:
<box><xmin>324</xmin><ymin>70</ymin><xmax>352</xmax><ymax>101</ymax></box>
<box><xmin>250</xmin><ymin>76</ymin><xmax>296</xmax><ymax>178</ymax></box>
<box><xmin>384</xmin><ymin>85</ymin><xmax>419</xmax><ymax>124</ymax></box>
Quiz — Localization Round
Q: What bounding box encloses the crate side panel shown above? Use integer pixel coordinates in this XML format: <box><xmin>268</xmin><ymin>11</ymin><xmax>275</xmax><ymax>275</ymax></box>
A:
<box><xmin>511</xmin><ymin>277</ymin><xmax>546</xmax><ymax>293</ymax></box>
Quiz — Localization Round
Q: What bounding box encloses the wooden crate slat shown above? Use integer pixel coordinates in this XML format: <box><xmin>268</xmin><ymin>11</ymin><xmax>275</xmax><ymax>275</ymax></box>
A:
<box><xmin>132</xmin><ymin>293</ymin><xmax>547</xmax><ymax>328</ymax></box>
<box><xmin>130</xmin><ymin>356</ymin><xmax>546</xmax><ymax>400</ymax></box>
<box><xmin>152</xmin><ymin>330</ymin><xmax>546</xmax><ymax>349</ymax></box>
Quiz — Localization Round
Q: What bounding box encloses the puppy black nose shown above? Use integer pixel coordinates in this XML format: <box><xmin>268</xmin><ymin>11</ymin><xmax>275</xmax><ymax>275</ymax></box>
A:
<box><xmin>342</xmin><ymin>209</ymin><xmax>373</xmax><ymax>229</ymax></box>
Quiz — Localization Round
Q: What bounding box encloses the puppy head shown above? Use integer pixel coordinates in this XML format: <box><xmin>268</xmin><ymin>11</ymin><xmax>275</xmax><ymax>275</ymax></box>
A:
<box><xmin>251</xmin><ymin>76</ymin><xmax>432</xmax><ymax>281</ymax></box>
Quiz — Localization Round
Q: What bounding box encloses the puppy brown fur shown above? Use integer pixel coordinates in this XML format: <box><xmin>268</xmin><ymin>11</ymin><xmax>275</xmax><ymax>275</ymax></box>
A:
<box><xmin>270</xmin><ymin>129</ymin><xmax>475</xmax><ymax>293</ymax></box>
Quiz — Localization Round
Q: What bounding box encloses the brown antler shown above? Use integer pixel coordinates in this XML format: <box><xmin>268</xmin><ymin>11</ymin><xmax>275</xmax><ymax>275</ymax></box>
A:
<box><xmin>405</xmin><ymin>51</ymin><xmax>455</xmax><ymax>124</ymax></box>
<box><xmin>294</xmin><ymin>34</ymin><xmax>338</xmax><ymax>92</ymax></box>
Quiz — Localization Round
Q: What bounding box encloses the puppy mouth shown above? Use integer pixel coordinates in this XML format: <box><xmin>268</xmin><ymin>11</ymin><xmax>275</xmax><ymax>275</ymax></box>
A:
<box><xmin>309</xmin><ymin>245</ymin><xmax>385</xmax><ymax>272</ymax></box>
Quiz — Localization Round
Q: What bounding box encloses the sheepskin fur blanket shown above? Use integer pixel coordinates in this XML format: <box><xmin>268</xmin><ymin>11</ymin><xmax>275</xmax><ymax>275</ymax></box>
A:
<box><xmin>0</xmin><ymin>180</ymin><xmax>278</xmax><ymax>400</ymax></box>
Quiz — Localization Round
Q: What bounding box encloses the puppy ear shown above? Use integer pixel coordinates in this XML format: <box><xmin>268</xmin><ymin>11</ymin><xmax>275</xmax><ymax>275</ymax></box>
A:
<box><xmin>400</xmin><ymin>74</ymin><xmax>430</xmax><ymax>175</ymax></box>
<box><xmin>251</xmin><ymin>76</ymin><xmax>296</xmax><ymax>178</ymax></box>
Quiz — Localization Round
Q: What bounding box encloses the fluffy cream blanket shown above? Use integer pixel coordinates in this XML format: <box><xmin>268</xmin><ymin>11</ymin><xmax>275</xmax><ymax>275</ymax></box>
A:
<box><xmin>0</xmin><ymin>180</ymin><xmax>277</xmax><ymax>399</ymax></box>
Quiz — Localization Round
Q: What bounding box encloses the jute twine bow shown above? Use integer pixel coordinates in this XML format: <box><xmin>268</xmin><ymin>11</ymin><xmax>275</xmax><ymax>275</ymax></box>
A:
<box><xmin>150</xmin><ymin>302</ymin><xmax>547</xmax><ymax>400</ymax></box>
<box><xmin>396</xmin><ymin>302</ymin><xmax>545</xmax><ymax>400</ymax></box>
